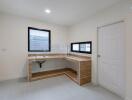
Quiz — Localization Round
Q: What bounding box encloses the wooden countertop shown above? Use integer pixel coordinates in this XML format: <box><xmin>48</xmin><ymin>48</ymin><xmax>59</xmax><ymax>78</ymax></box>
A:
<box><xmin>65</xmin><ymin>56</ymin><xmax>90</xmax><ymax>62</ymax></box>
<box><xmin>28</xmin><ymin>54</ymin><xmax>91</xmax><ymax>62</ymax></box>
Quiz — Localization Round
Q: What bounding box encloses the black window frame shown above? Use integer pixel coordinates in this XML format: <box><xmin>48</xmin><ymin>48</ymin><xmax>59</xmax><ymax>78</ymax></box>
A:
<box><xmin>28</xmin><ymin>27</ymin><xmax>51</xmax><ymax>52</ymax></box>
<box><xmin>71</xmin><ymin>41</ymin><xmax>92</xmax><ymax>54</ymax></box>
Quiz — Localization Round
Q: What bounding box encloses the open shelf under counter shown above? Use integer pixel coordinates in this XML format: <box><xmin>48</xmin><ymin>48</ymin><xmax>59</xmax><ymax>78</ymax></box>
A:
<box><xmin>31</xmin><ymin>68</ymin><xmax>78</xmax><ymax>84</ymax></box>
<box><xmin>64</xmin><ymin>69</ymin><xmax>79</xmax><ymax>84</ymax></box>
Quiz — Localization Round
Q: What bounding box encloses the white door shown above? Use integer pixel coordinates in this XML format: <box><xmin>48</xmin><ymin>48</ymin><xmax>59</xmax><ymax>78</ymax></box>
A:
<box><xmin>98</xmin><ymin>21</ymin><xmax>125</xmax><ymax>97</ymax></box>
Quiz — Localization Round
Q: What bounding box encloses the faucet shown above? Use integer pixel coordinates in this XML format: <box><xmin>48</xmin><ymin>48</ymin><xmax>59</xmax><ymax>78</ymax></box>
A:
<box><xmin>36</xmin><ymin>60</ymin><xmax>46</xmax><ymax>68</ymax></box>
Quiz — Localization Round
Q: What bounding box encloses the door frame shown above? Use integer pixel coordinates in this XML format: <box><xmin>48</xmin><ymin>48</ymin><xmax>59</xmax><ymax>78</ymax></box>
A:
<box><xmin>97</xmin><ymin>20</ymin><xmax>125</xmax><ymax>85</ymax></box>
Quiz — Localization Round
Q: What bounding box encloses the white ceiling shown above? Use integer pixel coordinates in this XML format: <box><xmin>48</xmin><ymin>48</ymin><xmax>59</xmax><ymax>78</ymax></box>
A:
<box><xmin>0</xmin><ymin>0</ymin><xmax>123</xmax><ymax>26</ymax></box>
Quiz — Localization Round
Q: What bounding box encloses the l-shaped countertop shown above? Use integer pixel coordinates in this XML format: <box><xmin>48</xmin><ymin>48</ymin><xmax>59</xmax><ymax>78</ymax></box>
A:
<box><xmin>28</xmin><ymin>54</ymin><xmax>91</xmax><ymax>62</ymax></box>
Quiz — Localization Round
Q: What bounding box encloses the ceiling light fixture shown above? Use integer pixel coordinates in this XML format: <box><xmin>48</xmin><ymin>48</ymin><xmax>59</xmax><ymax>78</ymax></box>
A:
<box><xmin>45</xmin><ymin>9</ymin><xmax>51</xmax><ymax>14</ymax></box>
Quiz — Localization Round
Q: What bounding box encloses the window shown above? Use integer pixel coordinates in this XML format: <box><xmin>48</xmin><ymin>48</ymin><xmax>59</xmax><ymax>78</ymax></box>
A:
<box><xmin>28</xmin><ymin>27</ymin><xmax>51</xmax><ymax>52</ymax></box>
<box><xmin>80</xmin><ymin>43</ymin><xmax>90</xmax><ymax>52</ymax></box>
<box><xmin>72</xmin><ymin>44</ymin><xmax>79</xmax><ymax>51</ymax></box>
<box><xmin>71</xmin><ymin>41</ymin><xmax>92</xmax><ymax>54</ymax></box>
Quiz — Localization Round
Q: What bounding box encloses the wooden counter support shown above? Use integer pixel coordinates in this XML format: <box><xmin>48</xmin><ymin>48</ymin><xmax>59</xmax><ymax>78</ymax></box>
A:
<box><xmin>79</xmin><ymin>61</ymin><xmax>91</xmax><ymax>85</ymax></box>
<box><xmin>28</xmin><ymin>54</ymin><xmax>91</xmax><ymax>85</ymax></box>
<box><xmin>28</xmin><ymin>61</ymin><xmax>32</xmax><ymax>81</ymax></box>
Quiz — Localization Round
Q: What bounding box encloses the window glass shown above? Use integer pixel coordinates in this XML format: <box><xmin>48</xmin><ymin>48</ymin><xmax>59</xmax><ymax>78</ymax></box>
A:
<box><xmin>71</xmin><ymin>42</ymin><xmax>92</xmax><ymax>54</ymax></box>
<box><xmin>73</xmin><ymin>44</ymin><xmax>79</xmax><ymax>51</ymax></box>
<box><xmin>80</xmin><ymin>43</ymin><xmax>90</xmax><ymax>52</ymax></box>
<box><xmin>28</xmin><ymin>27</ymin><xmax>51</xmax><ymax>52</ymax></box>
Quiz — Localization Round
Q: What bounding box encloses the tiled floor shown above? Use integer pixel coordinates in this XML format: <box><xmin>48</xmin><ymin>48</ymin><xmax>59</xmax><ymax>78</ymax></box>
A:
<box><xmin>0</xmin><ymin>75</ymin><xmax>123</xmax><ymax>100</ymax></box>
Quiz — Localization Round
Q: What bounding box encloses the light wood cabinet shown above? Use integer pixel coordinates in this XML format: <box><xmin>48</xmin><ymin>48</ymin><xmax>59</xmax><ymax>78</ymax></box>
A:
<box><xmin>28</xmin><ymin>54</ymin><xmax>91</xmax><ymax>85</ymax></box>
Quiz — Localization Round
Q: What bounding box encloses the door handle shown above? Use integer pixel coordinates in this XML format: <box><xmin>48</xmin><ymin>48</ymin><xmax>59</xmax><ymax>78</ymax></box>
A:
<box><xmin>97</xmin><ymin>54</ymin><xmax>101</xmax><ymax>58</ymax></box>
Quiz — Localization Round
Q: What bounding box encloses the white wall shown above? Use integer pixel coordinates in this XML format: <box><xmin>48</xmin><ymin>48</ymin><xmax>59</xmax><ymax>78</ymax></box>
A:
<box><xmin>68</xmin><ymin>0</ymin><xmax>132</xmax><ymax>98</ymax></box>
<box><xmin>0</xmin><ymin>13</ymin><xmax>68</xmax><ymax>81</ymax></box>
